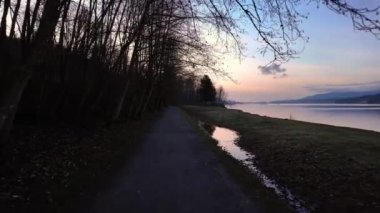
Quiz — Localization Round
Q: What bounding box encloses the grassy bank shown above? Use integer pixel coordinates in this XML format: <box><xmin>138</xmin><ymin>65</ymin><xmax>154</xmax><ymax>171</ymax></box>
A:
<box><xmin>180</xmin><ymin>109</ymin><xmax>294</xmax><ymax>213</ymax></box>
<box><xmin>0</xmin><ymin>112</ymin><xmax>159</xmax><ymax>212</ymax></box>
<box><xmin>183</xmin><ymin>106</ymin><xmax>380</xmax><ymax>212</ymax></box>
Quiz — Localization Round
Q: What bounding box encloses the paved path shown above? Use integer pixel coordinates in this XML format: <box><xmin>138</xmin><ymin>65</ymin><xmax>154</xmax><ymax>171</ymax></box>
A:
<box><xmin>84</xmin><ymin>107</ymin><xmax>260</xmax><ymax>213</ymax></box>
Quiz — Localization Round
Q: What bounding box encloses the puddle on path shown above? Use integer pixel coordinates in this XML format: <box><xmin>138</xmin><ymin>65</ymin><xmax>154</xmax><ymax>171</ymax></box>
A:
<box><xmin>199</xmin><ymin>121</ymin><xmax>310</xmax><ymax>213</ymax></box>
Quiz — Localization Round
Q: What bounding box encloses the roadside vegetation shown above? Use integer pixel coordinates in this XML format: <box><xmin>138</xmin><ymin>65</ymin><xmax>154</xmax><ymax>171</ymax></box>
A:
<box><xmin>0</xmin><ymin>112</ymin><xmax>158</xmax><ymax>212</ymax></box>
<box><xmin>183</xmin><ymin>106</ymin><xmax>380</xmax><ymax>212</ymax></box>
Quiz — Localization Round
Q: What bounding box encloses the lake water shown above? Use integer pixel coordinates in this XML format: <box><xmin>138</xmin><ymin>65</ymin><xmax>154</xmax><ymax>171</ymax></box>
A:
<box><xmin>228</xmin><ymin>104</ymin><xmax>380</xmax><ymax>132</ymax></box>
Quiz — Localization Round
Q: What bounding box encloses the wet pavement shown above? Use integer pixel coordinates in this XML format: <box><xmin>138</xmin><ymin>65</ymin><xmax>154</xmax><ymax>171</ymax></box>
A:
<box><xmin>77</xmin><ymin>107</ymin><xmax>260</xmax><ymax>213</ymax></box>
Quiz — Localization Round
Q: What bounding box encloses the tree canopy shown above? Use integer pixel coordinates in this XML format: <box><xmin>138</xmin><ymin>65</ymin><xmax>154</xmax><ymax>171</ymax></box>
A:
<box><xmin>0</xmin><ymin>0</ymin><xmax>379</xmax><ymax>144</ymax></box>
<box><xmin>198</xmin><ymin>75</ymin><xmax>217</xmax><ymax>103</ymax></box>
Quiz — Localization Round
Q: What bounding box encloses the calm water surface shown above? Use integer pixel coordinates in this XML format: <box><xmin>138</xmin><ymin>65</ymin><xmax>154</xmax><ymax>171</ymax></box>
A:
<box><xmin>228</xmin><ymin>104</ymin><xmax>380</xmax><ymax>132</ymax></box>
<box><xmin>199</xmin><ymin>122</ymin><xmax>310</xmax><ymax>213</ymax></box>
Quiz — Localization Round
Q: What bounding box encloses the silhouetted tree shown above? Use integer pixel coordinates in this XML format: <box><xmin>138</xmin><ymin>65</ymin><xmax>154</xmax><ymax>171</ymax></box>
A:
<box><xmin>0</xmin><ymin>0</ymin><xmax>67</xmax><ymax>145</ymax></box>
<box><xmin>198</xmin><ymin>75</ymin><xmax>217</xmax><ymax>103</ymax></box>
<box><xmin>0</xmin><ymin>0</ymin><xmax>379</xmax><ymax>148</ymax></box>
<box><xmin>216</xmin><ymin>86</ymin><xmax>227</xmax><ymax>105</ymax></box>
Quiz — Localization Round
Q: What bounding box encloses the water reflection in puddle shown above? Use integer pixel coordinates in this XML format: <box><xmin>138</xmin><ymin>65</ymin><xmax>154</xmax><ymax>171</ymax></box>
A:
<box><xmin>199</xmin><ymin>121</ymin><xmax>310</xmax><ymax>213</ymax></box>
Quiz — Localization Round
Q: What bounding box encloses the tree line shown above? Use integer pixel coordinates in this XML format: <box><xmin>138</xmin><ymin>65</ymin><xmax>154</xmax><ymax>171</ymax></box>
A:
<box><xmin>0</xmin><ymin>0</ymin><xmax>379</xmax><ymax>149</ymax></box>
<box><xmin>0</xmin><ymin>0</ymin><xmax>215</xmax><ymax>146</ymax></box>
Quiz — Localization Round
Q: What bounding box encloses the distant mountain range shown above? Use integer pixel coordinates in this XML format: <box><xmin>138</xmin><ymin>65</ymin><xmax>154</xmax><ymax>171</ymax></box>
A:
<box><xmin>272</xmin><ymin>90</ymin><xmax>380</xmax><ymax>104</ymax></box>
<box><xmin>336</xmin><ymin>93</ymin><xmax>380</xmax><ymax>104</ymax></box>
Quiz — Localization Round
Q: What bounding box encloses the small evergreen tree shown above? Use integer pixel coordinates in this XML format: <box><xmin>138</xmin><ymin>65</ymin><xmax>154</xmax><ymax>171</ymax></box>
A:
<box><xmin>216</xmin><ymin>86</ymin><xmax>227</xmax><ymax>104</ymax></box>
<box><xmin>198</xmin><ymin>75</ymin><xmax>216</xmax><ymax>103</ymax></box>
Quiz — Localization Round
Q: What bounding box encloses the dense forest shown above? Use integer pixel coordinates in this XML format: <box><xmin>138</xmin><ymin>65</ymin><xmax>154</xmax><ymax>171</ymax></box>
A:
<box><xmin>0</xmin><ymin>0</ymin><xmax>208</xmax><ymax>143</ymax></box>
<box><xmin>1</xmin><ymin>0</ymin><xmax>379</xmax><ymax>146</ymax></box>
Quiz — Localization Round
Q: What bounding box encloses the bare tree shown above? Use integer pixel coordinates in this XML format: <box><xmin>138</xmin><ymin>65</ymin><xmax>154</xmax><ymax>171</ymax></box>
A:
<box><xmin>216</xmin><ymin>86</ymin><xmax>227</xmax><ymax>105</ymax></box>
<box><xmin>0</xmin><ymin>0</ymin><xmax>379</xmax><ymax>147</ymax></box>
<box><xmin>0</xmin><ymin>0</ymin><xmax>67</xmax><ymax>144</ymax></box>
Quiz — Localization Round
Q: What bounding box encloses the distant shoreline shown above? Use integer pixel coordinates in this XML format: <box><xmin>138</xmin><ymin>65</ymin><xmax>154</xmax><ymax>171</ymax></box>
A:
<box><xmin>227</xmin><ymin>102</ymin><xmax>380</xmax><ymax>106</ymax></box>
<box><xmin>227</xmin><ymin>103</ymin><xmax>380</xmax><ymax>132</ymax></box>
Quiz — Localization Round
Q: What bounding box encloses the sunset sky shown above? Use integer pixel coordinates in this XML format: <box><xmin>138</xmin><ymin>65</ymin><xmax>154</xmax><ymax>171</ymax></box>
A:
<box><xmin>216</xmin><ymin>2</ymin><xmax>380</xmax><ymax>102</ymax></box>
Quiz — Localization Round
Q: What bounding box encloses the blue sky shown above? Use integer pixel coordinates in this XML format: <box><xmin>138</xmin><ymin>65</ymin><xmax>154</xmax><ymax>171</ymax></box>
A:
<box><xmin>218</xmin><ymin>2</ymin><xmax>380</xmax><ymax>102</ymax></box>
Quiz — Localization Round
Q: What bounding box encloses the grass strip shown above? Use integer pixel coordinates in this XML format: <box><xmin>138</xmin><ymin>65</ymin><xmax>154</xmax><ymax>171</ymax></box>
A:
<box><xmin>183</xmin><ymin>105</ymin><xmax>380</xmax><ymax>212</ymax></box>
<box><xmin>181</xmin><ymin>107</ymin><xmax>294</xmax><ymax>213</ymax></box>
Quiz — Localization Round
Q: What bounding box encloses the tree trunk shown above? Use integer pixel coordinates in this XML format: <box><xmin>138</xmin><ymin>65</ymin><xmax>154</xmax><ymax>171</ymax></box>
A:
<box><xmin>9</xmin><ymin>0</ymin><xmax>22</xmax><ymax>38</ymax></box>
<box><xmin>27</xmin><ymin>0</ymin><xmax>42</xmax><ymax>42</ymax></box>
<box><xmin>110</xmin><ymin>43</ymin><xmax>138</xmax><ymax>121</ymax></box>
<box><xmin>140</xmin><ymin>83</ymin><xmax>155</xmax><ymax>115</ymax></box>
<box><xmin>0</xmin><ymin>0</ymin><xmax>10</xmax><ymax>40</ymax></box>
<box><xmin>0</xmin><ymin>68</ymin><xmax>32</xmax><ymax>145</ymax></box>
<box><xmin>21</xmin><ymin>0</ymin><xmax>31</xmax><ymax>42</ymax></box>
<box><xmin>133</xmin><ymin>85</ymin><xmax>149</xmax><ymax>118</ymax></box>
<box><xmin>0</xmin><ymin>0</ymin><xmax>64</xmax><ymax>145</ymax></box>
<box><xmin>110</xmin><ymin>77</ymin><xmax>130</xmax><ymax>121</ymax></box>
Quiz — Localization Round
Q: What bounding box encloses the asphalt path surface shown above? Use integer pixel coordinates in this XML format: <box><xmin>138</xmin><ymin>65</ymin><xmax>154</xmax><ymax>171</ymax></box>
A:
<box><xmin>82</xmin><ymin>106</ymin><xmax>260</xmax><ymax>213</ymax></box>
